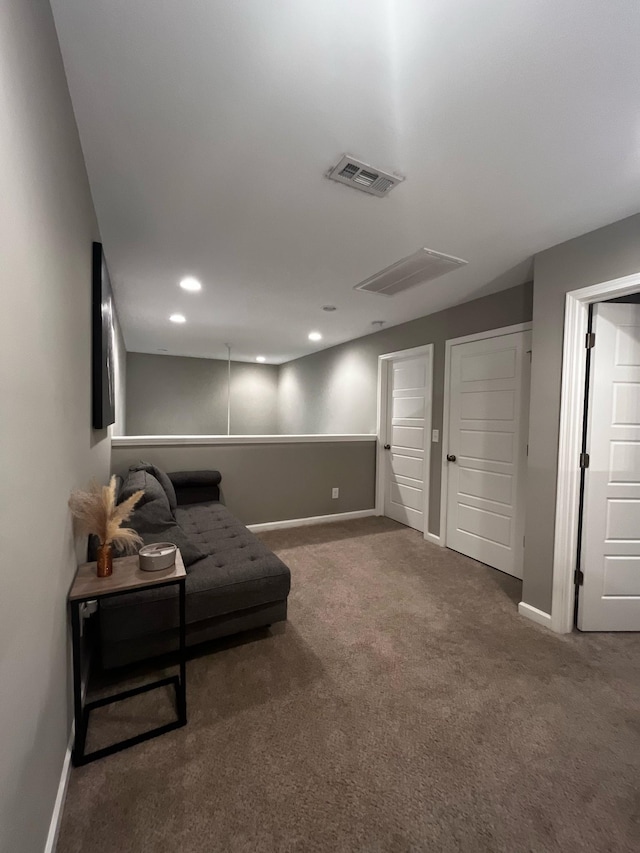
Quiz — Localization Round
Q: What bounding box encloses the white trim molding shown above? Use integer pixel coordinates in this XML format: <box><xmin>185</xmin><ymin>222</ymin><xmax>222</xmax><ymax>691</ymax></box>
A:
<box><xmin>112</xmin><ymin>434</ymin><xmax>377</xmax><ymax>447</ymax></box>
<box><xmin>46</xmin><ymin>637</ymin><xmax>95</xmax><ymax>851</ymax></box>
<box><xmin>439</xmin><ymin>323</ymin><xmax>532</xmax><ymax>548</ymax></box>
<box><xmin>518</xmin><ymin>601</ymin><xmax>552</xmax><ymax>629</ymax></box>
<box><xmin>424</xmin><ymin>531</ymin><xmax>444</xmax><ymax>547</ymax></box>
<box><xmin>550</xmin><ymin>271</ymin><xmax>640</xmax><ymax>633</ymax></box>
<box><xmin>247</xmin><ymin>509</ymin><xmax>376</xmax><ymax>533</ymax></box>
<box><xmin>441</xmin><ymin>322</ymin><xmax>533</xmax><ymax>349</ymax></box>
<box><xmin>375</xmin><ymin>344</ymin><xmax>435</xmax><ymax>540</ymax></box>
<box><xmin>44</xmin><ymin>730</ymin><xmax>73</xmax><ymax>853</ymax></box>
<box><xmin>377</xmin><ymin>344</ymin><xmax>436</xmax><ymax>362</ymax></box>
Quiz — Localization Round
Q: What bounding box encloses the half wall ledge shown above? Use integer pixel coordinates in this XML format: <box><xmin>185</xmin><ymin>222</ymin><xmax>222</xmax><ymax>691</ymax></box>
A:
<box><xmin>112</xmin><ymin>435</ymin><xmax>377</xmax><ymax>446</ymax></box>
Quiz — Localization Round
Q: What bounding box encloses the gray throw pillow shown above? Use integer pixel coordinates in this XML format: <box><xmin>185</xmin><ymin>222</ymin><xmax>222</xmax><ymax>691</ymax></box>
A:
<box><xmin>129</xmin><ymin>461</ymin><xmax>178</xmax><ymax>513</ymax></box>
<box><xmin>119</xmin><ymin>470</ymin><xmax>205</xmax><ymax>568</ymax></box>
<box><xmin>119</xmin><ymin>469</ymin><xmax>149</xmax><ymax>504</ymax></box>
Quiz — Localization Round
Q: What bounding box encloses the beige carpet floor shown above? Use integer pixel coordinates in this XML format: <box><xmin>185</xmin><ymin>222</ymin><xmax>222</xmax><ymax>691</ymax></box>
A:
<box><xmin>57</xmin><ymin>518</ymin><xmax>640</xmax><ymax>853</ymax></box>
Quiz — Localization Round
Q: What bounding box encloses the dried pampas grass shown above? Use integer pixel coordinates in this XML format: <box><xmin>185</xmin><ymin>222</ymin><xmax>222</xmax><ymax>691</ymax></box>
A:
<box><xmin>69</xmin><ymin>476</ymin><xmax>143</xmax><ymax>552</ymax></box>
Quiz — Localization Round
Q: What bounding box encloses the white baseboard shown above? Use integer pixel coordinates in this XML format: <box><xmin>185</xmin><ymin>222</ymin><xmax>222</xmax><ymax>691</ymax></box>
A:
<box><xmin>424</xmin><ymin>531</ymin><xmax>444</xmax><ymax>547</ymax></box>
<box><xmin>247</xmin><ymin>509</ymin><xmax>376</xmax><ymax>533</ymax></box>
<box><xmin>45</xmin><ymin>634</ymin><xmax>94</xmax><ymax>851</ymax></box>
<box><xmin>44</xmin><ymin>727</ymin><xmax>74</xmax><ymax>853</ymax></box>
<box><xmin>518</xmin><ymin>601</ymin><xmax>552</xmax><ymax>629</ymax></box>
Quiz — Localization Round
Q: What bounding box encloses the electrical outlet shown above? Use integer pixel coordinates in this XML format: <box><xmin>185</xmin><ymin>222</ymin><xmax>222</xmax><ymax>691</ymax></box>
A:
<box><xmin>332</xmin><ymin>487</ymin><xmax>339</xmax><ymax>499</ymax></box>
<box><xmin>432</xmin><ymin>429</ymin><xmax>439</xmax><ymax>443</ymax></box>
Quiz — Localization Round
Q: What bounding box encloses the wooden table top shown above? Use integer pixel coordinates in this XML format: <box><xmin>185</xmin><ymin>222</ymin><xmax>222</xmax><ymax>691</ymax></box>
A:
<box><xmin>69</xmin><ymin>549</ymin><xmax>186</xmax><ymax>602</ymax></box>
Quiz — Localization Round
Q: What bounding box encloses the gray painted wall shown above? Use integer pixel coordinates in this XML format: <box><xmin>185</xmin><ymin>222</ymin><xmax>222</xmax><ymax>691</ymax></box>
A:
<box><xmin>523</xmin><ymin>213</ymin><xmax>640</xmax><ymax>613</ymax></box>
<box><xmin>113</xmin><ymin>315</ymin><xmax>127</xmax><ymax>436</ymax></box>
<box><xmin>112</xmin><ymin>441</ymin><xmax>376</xmax><ymax>525</ymax></box>
<box><xmin>278</xmin><ymin>283</ymin><xmax>533</xmax><ymax>534</ymax></box>
<box><xmin>126</xmin><ymin>353</ymin><xmax>279</xmax><ymax>435</ymax></box>
<box><xmin>0</xmin><ymin>1</ymin><xmax>123</xmax><ymax>849</ymax></box>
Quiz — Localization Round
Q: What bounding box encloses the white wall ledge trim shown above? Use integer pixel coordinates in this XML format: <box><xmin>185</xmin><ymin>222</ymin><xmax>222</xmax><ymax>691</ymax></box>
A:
<box><xmin>112</xmin><ymin>434</ymin><xmax>377</xmax><ymax>447</ymax></box>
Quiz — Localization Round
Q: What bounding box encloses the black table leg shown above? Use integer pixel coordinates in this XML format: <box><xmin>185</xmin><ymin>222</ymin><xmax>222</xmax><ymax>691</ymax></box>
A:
<box><xmin>71</xmin><ymin>600</ymin><xmax>87</xmax><ymax>764</ymax></box>
<box><xmin>178</xmin><ymin>578</ymin><xmax>187</xmax><ymax>724</ymax></box>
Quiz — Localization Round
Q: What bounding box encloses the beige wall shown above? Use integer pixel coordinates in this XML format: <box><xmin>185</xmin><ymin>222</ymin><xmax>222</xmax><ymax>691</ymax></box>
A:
<box><xmin>523</xmin><ymin>213</ymin><xmax>640</xmax><ymax>613</ymax></box>
<box><xmin>126</xmin><ymin>352</ymin><xmax>279</xmax><ymax>435</ymax></box>
<box><xmin>112</xmin><ymin>440</ymin><xmax>376</xmax><ymax>525</ymax></box>
<box><xmin>0</xmin><ymin>1</ymin><xmax>123</xmax><ymax>849</ymax></box>
<box><xmin>278</xmin><ymin>283</ymin><xmax>533</xmax><ymax>534</ymax></box>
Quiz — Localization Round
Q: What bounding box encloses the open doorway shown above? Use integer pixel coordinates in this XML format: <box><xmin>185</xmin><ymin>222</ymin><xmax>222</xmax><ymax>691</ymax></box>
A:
<box><xmin>551</xmin><ymin>272</ymin><xmax>640</xmax><ymax>633</ymax></box>
<box><xmin>576</xmin><ymin>295</ymin><xmax>640</xmax><ymax>630</ymax></box>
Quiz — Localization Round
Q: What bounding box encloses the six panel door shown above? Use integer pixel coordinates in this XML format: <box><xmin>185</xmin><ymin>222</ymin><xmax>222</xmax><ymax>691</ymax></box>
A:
<box><xmin>384</xmin><ymin>354</ymin><xmax>430</xmax><ymax>532</ymax></box>
<box><xmin>445</xmin><ymin>331</ymin><xmax>530</xmax><ymax>578</ymax></box>
<box><xmin>578</xmin><ymin>303</ymin><xmax>640</xmax><ymax>631</ymax></box>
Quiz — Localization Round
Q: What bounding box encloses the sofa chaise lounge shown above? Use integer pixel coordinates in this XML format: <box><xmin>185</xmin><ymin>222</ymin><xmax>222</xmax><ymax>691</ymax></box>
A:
<box><xmin>98</xmin><ymin>463</ymin><xmax>291</xmax><ymax>668</ymax></box>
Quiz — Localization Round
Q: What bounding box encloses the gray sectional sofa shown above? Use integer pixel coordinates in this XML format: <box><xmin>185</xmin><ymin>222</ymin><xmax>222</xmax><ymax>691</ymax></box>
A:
<box><xmin>99</xmin><ymin>463</ymin><xmax>291</xmax><ymax>668</ymax></box>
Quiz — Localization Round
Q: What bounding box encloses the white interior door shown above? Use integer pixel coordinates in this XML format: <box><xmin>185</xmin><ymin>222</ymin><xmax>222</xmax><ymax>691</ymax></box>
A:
<box><xmin>445</xmin><ymin>331</ymin><xmax>531</xmax><ymax>578</ymax></box>
<box><xmin>383</xmin><ymin>352</ymin><xmax>431</xmax><ymax>532</ymax></box>
<box><xmin>578</xmin><ymin>302</ymin><xmax>640</xmax><ymax>631</ymax></box>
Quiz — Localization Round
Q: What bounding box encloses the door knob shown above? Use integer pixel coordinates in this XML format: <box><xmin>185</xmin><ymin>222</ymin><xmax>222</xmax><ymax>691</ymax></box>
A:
<box><xmin>446</xmin><ymin>454</ymin><xmax>457</xmax><ymax>462</ymax></box>
<box><xmin>384</xmin><ymin>444</ymin><xmax>391</xmax><ymax>450</ymax></box>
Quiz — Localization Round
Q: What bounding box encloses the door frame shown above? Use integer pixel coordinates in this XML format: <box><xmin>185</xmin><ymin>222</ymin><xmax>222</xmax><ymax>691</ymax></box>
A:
<box><xmin>375</xmin><ymin>344</ymin><xmax>434</xmax><ymax>539</ymax></box>
<box><xmin>550</xmin><ymin>271</ymin><xmax>640</xmax><ymax>633</ymax></box>
<box><xmin>439</xmin><ymin>322</ymin><xmax>533</xmax><ymax>549</ymax></box>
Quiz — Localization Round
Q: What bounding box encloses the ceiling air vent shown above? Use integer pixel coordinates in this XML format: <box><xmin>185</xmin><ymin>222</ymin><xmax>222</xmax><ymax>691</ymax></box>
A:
<box><xmin>354</xmin><ymin>248</ymin><xmax>468</xmax><ymax>297</ymax></box>
<box><xmin>326</xmin><ymin>155</ymin><xmax>403</xmax><ymax>197</ymax></box>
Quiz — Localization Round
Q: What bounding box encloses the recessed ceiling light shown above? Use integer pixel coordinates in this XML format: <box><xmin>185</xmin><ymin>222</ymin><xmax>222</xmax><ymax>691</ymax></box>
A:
<box><xmin>169</xmin><ymin>313</ymin><xmax>186</xmax><ymax>323</ymax></box>
<box><xmin>256</xmin><ymin>356</ymin><xmax>266</xmax><ymax>363</ymax></box>
<box><xmin>308</xmin><ymin>331</ymin><xmax>322</xmax><ymax>341</ymax></box>
<box><xmin>322</xmin><ymin>305</ymin><xmax>337</xmax><ymax>312</ymax></box>
<box><xmin>179</xmin><ymin>277</ymin><xmax>202</xmax><ymax>292</ymax></box>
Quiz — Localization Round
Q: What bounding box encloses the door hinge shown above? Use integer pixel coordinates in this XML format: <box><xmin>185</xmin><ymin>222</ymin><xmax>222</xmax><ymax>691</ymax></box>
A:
<box><xmin>585</xmin><ymin>332</ymin><xmax>595</xmax><ymax>349</ymax></box>
<box><xmin>579</xmin><ymin>452</ymin><xmax>590</xmax><ymax>469</ymax></box>
<box><xmin>574</xmin><ymin>568</ymin><xmax>584</xmax><ymax>586</ymax></box>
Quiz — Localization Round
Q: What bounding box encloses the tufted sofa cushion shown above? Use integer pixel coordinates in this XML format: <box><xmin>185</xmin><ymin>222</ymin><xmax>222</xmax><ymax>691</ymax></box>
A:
<box><xmin>99</xmin><ymin>502</ymin><xmax>291</xmax><ymax>644</ymax></box>
<box><xmin>176</xmin><ymin>501</ymin><xmax>259</xmax><ymax>554</ymax></box>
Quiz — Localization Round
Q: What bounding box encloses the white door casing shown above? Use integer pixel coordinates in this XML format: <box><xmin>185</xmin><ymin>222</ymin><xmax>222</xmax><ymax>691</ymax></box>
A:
<box><xmin>444</xmin><ymin>330</ymin><xmax>531</xmax><ymax>578</ymax></box>
<box><xmin>578</xmin><ymin>302</ymin><xmax>640</xmax><ymax>631</ymax></box>
<box><xmin>547</xmin><ymin>272</ymin><xmax>640</xmax><ymax>635</ymax></box>
<box><xmin>378</xmin><ymin>346</ymin><xmax>433</xmax><ymax>533</ymax></box>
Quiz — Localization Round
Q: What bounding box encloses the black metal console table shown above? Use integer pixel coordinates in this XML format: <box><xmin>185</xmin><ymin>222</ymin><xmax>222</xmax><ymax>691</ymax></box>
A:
<box><xmin>68</xmin><ymin>551</ymin><xmax>187</xmax><ymax>766</ymax></box>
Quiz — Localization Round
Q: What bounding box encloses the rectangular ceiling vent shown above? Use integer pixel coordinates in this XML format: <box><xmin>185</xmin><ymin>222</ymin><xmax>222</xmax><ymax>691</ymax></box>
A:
<box><xmin>354</xmin><ymin>248</ymin><xmax>468</xmax><ymax>297</ymax></box>
<box><xmin>326</xmin><ymin>154</ymin><xmax>403</xmax><ymax>197</ymax></box>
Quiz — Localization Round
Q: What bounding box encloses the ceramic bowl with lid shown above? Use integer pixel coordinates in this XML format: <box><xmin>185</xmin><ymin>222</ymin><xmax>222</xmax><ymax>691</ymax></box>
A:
<box><xmin>138</xmin><ymin>542</ymin><xmax>177</xmax><ymax>572</ymax></box>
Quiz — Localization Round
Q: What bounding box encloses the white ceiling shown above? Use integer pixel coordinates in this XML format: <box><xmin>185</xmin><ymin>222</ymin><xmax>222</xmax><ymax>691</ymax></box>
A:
<box><xmin>51</xmin><ymin>0</ymin><xmax>640</xmax><ymax>364</ymax></box>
